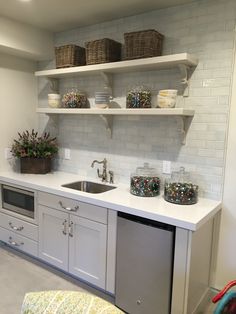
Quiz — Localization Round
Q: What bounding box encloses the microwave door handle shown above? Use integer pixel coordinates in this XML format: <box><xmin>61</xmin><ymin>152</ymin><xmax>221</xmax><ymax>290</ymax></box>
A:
<box><xmin>3</xmin><ymin>185</ymin><xmax>34</xmax><ymax>197</ymax></box>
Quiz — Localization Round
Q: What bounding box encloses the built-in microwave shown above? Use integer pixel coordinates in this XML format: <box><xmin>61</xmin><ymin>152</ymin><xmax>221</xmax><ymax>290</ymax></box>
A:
<box><xmin>1</xmin><ymin>184</ymin><xmax>35</xmax><ymax>221</ymax></box>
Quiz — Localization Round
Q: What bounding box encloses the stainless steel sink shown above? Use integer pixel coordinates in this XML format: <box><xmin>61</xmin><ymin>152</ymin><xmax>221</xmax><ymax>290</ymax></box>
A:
<box><xmin>62</xmin><ymin>181</ymin><xmax>116</xmax><ymax>194</ymax></box>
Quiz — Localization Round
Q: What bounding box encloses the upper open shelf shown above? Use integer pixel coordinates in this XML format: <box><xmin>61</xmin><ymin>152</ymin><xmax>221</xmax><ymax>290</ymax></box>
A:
<box><xmin>35</xmin><ymin>53</ymin><xmax>198</xmax><ymax>78</ymax></box>
<box><xmin>36</xmin><ymin>108</ymin><xmax>194</xmax><ymax>116</ymax></box>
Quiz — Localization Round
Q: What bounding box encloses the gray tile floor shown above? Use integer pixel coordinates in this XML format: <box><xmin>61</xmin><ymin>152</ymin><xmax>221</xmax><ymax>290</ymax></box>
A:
<box><xmin>0</xmin><ymin>243</ymin><xmax>112</xmax><ymax>314</ymax></box>
<box><xmin>1</xmin><ymin>242</ymin><xmax>218</xmax><ymax>313</ymax></box>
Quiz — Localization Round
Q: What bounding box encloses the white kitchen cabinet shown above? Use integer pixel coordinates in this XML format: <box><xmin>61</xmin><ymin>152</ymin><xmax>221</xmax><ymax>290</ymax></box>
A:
<box><xmin>0</xmin><ymin>212</ymin><xmax>38</xmax><ymax>241</ymax></box>
<box><xmin>38</xmin><ymin>205</ymin><xmax>68</xmax><ymax>270</ymax></box>
<box><xmin>0</xmin><ymin>211</ymin><xmax>39</xmax><ymax>258</ymax></box>
<box><xmin>69</xmin><ymin>215</ymin><xmax>107</xmax><ymax>288</ymax></box>
<box><xmin>38</xmin><ymin>199</ymin><xmax>107</xmax><ymax>289</ymax></box>
<box><xmin>0</xmin><ymin>225</ymin><xmax>38</xmax><ymax>257</ymax></box>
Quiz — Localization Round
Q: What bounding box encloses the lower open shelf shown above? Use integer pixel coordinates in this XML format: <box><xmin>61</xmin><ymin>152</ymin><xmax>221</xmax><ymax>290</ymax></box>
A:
<box><xmin>37</xmin><ymin>107</ymin><xmax>194</xmax><ymax>116</ymax></box>
<box><xmin>37</xmin><ymin>107</ymin><xmax>194</xmax><ymax>144</ymax></box>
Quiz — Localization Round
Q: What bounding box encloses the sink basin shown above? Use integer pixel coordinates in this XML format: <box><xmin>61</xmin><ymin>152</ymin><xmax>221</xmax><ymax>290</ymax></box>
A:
<box><xmin>62</xmin><ymin>181</ymin><xmax>116</xmax><ymax>194</ymax></box>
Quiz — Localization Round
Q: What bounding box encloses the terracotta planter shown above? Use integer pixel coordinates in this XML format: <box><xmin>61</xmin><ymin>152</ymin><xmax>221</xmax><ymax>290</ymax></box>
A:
<box><xmin>20</xmin><ymin>158</ymin><xmax>51</xmax><ymax>174</ymax></box>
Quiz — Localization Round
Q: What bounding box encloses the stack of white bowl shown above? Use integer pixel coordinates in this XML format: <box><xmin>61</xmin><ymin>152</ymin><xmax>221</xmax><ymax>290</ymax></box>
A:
<box><xmin>157</xmin><ymin>89</ymin><xmax>177</xmax><ymax>108</ymax></box>
<box><xmin>95</xmin><ymin>91</ymin><xmax>111</xmax><ymax>109</ymax></box>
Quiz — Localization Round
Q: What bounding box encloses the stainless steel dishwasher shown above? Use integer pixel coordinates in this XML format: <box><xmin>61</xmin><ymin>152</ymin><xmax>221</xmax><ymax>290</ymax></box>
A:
<box><xmin>115</xmin><ymin>212</ymin><xmax>175</xmax><ymax>314</ymax></box>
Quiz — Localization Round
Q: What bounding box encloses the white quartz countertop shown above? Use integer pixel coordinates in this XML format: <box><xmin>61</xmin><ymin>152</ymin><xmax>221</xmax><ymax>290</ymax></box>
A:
<box><xmin>0</xmin><ymin>171</ymin><xmax>221</xmax><ymax>231</ymax></box>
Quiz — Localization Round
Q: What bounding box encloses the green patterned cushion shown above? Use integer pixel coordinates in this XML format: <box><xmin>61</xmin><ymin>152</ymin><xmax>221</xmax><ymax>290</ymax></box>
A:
<box><xmin>21</xmin><ymin>290</ymin><xmax>124</xmax><ymax>314</ymax></box>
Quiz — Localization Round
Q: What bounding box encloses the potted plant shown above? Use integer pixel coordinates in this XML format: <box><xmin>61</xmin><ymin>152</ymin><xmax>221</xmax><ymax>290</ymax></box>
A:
<box><xmin>11</xmin><ymin>129</ymin><xmax>58</xmax><ymax>174</ymax></box>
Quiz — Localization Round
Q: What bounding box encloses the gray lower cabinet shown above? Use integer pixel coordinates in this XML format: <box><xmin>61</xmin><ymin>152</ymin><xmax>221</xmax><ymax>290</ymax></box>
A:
<box><xmin>38</xmin><ymin>206</ymin><xmax>68</xmax><ymax>270</ymax></box>
<box><xmin>38</xmin><ymin>204</ymin><xmax>107</xmax><ymax>289</ymax></box>
<box><xmin>69</xmin><ymin>215</ymin><xmax>107</xmax><ymax>287</ymax></box>
<box><xmin>0</xmin><ymin>211</ymin><xmax>38</xmax><ymax>257</ymax></box>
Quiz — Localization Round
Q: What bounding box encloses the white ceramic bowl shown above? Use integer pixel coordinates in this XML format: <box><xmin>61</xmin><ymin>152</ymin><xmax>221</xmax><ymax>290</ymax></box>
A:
<box><xmin>48</xmin><ymin>93</ymin><xmax>61</xmax><ymax>108</ymax></box>
<box><xmin>157</xmin><ymin>95</ymin><xmax>176</xmax><ymax>108</ymax></box>
<box><xmin>95</xmin><ymin>103</ymin><xmax>109</xmax><ymax>109</ymax></box>
<box><xmin>158</xmin><ymin>89</ymin><xmax>178</xmax><ymax>98</ymax></box>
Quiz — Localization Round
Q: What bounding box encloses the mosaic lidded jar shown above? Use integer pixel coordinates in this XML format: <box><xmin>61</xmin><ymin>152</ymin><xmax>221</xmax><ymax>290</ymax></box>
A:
<box><xmin>130</xmin><ymin>163</ymin><xmax>160</xmax><ymax>197</ymax></box>
<box><xmin>164</xmin><ymin>167</ymin><xmax>198</xmax><ymax>205</ymax></box>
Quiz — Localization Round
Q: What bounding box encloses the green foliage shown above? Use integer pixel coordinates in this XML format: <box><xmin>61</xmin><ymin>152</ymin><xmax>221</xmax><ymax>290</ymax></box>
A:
<box><xmin>11</xmin><ymin>130</ymin><xmax>58</xmax><ymax>159</ymax></box>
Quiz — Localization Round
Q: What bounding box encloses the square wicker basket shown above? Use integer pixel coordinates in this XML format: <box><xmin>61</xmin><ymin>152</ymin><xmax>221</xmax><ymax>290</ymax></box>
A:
<box><xmin>85</xmin><ymin>38</ymin><xmax>122</xmax><ymax>65</ymax></box>
<box><xmin>55</xmin><ymin>45</ymin><xmax>86</xmax><ymax>68</ymax></box>
<box><xmin>124</xmin><ymin>29</ymin><xmax>164</xmax><ymax>60</ymax></box>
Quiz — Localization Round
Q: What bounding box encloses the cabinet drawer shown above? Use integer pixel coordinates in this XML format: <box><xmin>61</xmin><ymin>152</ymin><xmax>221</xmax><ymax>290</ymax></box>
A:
<box><xmin>0</xmin><ymin>212</ymin><xmax>38</xmax><ymax>241</ymax></box>
<box><xmin>0</xmin><ymin>226</ymin><xmax>38</xmax><ymax>257</ymax></box>
<box><xmin>38</xmin><ymin>192</ymin><xmax>107</xmax><ymax>224</ymax></box>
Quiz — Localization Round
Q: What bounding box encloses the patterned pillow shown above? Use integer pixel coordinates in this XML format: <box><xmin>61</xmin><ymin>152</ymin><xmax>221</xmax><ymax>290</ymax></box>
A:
<box><xmin>21</xmin><ymin>290</ymin><xmax>124</xmax><ymax>314</ymax></box>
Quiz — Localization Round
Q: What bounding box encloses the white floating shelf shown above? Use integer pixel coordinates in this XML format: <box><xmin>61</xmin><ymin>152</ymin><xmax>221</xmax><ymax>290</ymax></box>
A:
<box><xmin>37</xmin><ymin>107</ymin><xmax>194</xmax><ymax>144</ymax></box>
<box><xmin>35</xmin><ymin>53</ymin><xmax>198</xmax><ymax>78</ymax></box>
<box><xmin>36</xmin><ymin>108</ymin><xmax>194</xmax><ymax>116</ymax></box>
<box><xmin>35</xmin><ymin>53</ymin><xmax>198</xmax><ymax>142</ymax></box>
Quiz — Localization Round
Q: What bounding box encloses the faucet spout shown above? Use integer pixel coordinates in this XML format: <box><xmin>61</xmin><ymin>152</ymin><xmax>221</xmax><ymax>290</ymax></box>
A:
<box><xmin>91</xmin><ymin>159</ymin><xmax>106</xmax><ymax>168</ymax></box>
<box><xmin>91</xmin><ymin>158</ymin><xmax>108</xmax><ymax>182</ymax></box>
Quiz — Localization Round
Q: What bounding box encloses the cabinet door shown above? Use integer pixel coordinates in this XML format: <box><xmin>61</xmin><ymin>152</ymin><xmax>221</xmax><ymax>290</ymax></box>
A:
<box><xmin>69</xmin><ymin>215</ymin><xmax>107</xmax><ymax>289</ymax></box>
<box><xmin>38</xmin><ymin>205</ymin><xmax>68</xmax><ymax>271</ymax></box>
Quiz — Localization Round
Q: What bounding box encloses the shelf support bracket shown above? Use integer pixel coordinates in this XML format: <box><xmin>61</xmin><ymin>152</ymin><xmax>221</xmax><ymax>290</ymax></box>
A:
<box><xmin>44</xmin><ymin>114</ymin><xmax>59</xmax><ymax>137</ymax></box>
<box><xmin>178</xmin><ymin>64</ymin><xmax>191</xmax><ymax>97</ymax></box>
<box><xmin>99</xmin><ymin>114</ymin><xmax>113</xmax><ymax>138</ymax></box>
<box><xmin>48</xmin><ymin>78</ymin><xmax>59</xmax><ymax>93</ymax></box>
<box><xmin>179</xmin><ymin>116</ymin><xmax>193</xmax><ymax>145</ymax></box>
<box><xmin>100</xmin><ymin>72</ymin><xmax>113</xmax><ymax>96</ymax></box>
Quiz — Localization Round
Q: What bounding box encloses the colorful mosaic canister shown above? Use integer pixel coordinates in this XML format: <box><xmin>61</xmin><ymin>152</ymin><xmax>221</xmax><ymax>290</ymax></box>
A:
<box><xmin>62</xmin><ymin>90</ymin><xmax>87</xmax><ymax>108</ymax></box>
<box><xmin>126</xmin><ymin>86</ymin><xmax>151</xmax><ymax>108</ymax></box>
<box><xmin>130</xmin><ymin>163</ymin><xmax>160</xmax><ymax>197</ymax></box>
<box><xmin>164</xmin><ymin>167</ymin><xmax>198</xmax><ymax>205</ymax></box>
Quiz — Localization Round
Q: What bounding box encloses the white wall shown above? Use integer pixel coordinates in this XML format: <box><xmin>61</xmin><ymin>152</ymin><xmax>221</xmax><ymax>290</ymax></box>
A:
<box><xmin>215</xmin><ymin>37</ymin><xmax>236</xmax><ymax>289</ymax></box>
<box><xmin>0</xmin><ymin>53</ymin><xmax>37</xmax><ymax>171</ymax></box>
<box><xmin>0</xmin><ymin>17</ymin><xmax>54</xmax><ymax>61</ymax></box>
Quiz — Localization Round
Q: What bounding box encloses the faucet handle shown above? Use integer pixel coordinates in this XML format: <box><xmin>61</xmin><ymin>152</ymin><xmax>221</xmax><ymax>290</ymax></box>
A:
<box><xmin>103</xmin><ymin>158</ymin><xmax>107</xmax><ymax>167</ymax></box>
<box><xmin>109</xmin><ymin>170</ymin><xmax>114</xmax><ymax>184</ymax></box>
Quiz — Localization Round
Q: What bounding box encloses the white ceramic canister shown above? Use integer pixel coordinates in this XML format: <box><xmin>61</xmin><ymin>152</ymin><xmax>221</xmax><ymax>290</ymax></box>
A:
<box><xmin>157</xmin><ymin>95</ymin><xmax>176</xmax><ymax>108</ymax></box>
<box><xmin>159</xmin><ymin>89</ymin><xmax>178</xmax><ymax>98</ymax></box>
<box><xmin>48</xmin><ymin>93</ymin><xmax>61</xmax><ymax>108</ymax></box>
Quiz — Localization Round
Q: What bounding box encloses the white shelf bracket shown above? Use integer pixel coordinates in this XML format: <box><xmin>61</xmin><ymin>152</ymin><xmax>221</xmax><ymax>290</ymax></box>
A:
<box><xmin>48</xmin><ymin>78</ymin><xmax>59</xmax><ymax>93</ymax></box>
<box><xmin>44</xmin><ymin>113</ymin><xmax>59</xmax><ymax>137</ymax></box>
<box><xmin>100</xmin><ymin>72</ymin><xmax>113</xmax><ymax>96</ymax></box>
<box><xmin>179</xmin><ymin>116</ymin><xmax>193</xmax><ymax>145</ymax></box>
<box><xmin>99</xmin><ymin>114</ymin><xmax>113</xmax><ymax>137</ymax></box>
<box><xmin>178</xmin><ymin>64</ymin><xmax>191</xmax><ymax>97</ymax></box>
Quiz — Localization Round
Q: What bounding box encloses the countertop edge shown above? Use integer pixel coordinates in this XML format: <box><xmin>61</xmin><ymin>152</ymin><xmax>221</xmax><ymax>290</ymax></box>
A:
<box><xmin>0</xmin><ymin>172</ymin><xmax>222</xmax><ymax>232</ymax></box>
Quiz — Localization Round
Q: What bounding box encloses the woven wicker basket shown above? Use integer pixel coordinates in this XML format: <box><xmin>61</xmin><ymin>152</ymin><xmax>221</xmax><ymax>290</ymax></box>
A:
<box><xmin>55</xmin><ymin>45</ymin><xmax>86</xmax><ymax>68</ymax></box>
<box><xmin>124</xmin><ymin>29</ymin><xmax>164</xmax><ymax>60</ymax></box>
<box><xmin>85</xmin><ymin>38</ymin><xmax>122</xmax><ymax>65</ymax></box>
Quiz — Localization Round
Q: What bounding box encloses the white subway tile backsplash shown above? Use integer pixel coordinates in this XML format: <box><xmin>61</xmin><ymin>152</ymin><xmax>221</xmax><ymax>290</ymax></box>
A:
<box><xmin>38</xmin><ymin>0</ymin><xmax>236</xmax><ymax>200</ymax></box>
<box><xmin>211</xmin><ymin>86</ymin><xmax>231</xmax><ymax>96</ymax></box>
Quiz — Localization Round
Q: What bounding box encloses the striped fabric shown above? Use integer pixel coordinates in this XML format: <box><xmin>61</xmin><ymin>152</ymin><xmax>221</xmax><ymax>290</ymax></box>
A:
<box><xmin>21</xmin><ymin>290</ymin><xmax>124</xmax><ymax>314</ymax></box>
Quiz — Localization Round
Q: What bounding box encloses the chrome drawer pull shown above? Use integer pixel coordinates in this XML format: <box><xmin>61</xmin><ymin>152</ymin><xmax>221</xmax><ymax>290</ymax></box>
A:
<box><xmin>59</xmin><ymin>201</ymin><xmax>79</xmax><ymax>212</ymax></box>
<box><xmin>62</xmin><ymin>220</ymin><xmax>67</xmax><ymax>235</ymax></box>
<box><xmin>9</xmin><ymin>222</ymin><xmax>24</xmax><ymax>231</ymax></box>
<box><xmin>69</xmin><ymin>221</ymin><xmax>73</xmax><ymax>237</ymax></box>
<box><xmin>8</xmin><ymin>237</ymin><xmax>24</xmax><ymax>247</ymax></box>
